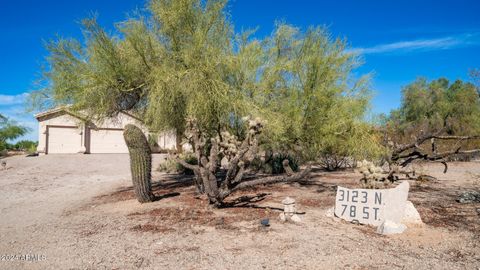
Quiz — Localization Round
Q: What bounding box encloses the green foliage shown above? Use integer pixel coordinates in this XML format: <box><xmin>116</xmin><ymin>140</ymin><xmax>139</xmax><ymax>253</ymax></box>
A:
<box><xmin>0</xmin><ymin>114</ymin><xmax>29</xmax><ymax>151</ymax></box>
<box><xmin>147</xmin><ymin>133</ymin><xmax>159</xmax><ymax>150</ymax></box>
<box><xmin>12</xmin><ymin>140</ymin><xmax>38</xmax><ymax>153</ymax></box>
<box><xmin>387</xmin><ymin>78</ymin><xmax>480</xmax><ymax>142</ymax></box>
<box><xmin>32</xmin><ymin>0</ymin><xmax>382</xmax><ymax>165</ymax></box>
<box><xmin>470</xmin><ymin>68</ymin><xmax>480</xmax><ymax>96</ymax></box>
<box><xmin>157</xmin><ymin>158</ymin><xmax>178</xmax><ymax>173</ymax></box>
<box><xmin>251</xmin><ymin>24</ymin><xmax>383</xmax><ymax>162</ymax></box>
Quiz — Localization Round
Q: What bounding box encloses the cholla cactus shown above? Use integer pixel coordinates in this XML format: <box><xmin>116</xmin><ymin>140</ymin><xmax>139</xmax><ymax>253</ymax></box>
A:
<box><xmin>247</xmin><ymin>117</ymin><xmax>263</xmax><ymax>135</ymax></box>
<box><xmin>216</xmin><ymin>130</ymin><xmax>241</xmax><ymax>162</ymax></box>
<box><xmin>215</xmin><ymin>117</ymin><xmax>264</xmax><ymax>169</ymax></box>
<box><xmin>356</xmin><ymin>160</ymin><xmax>388</xmax><ymax>189</ymax></box>
<box><xmin>123</xmin><ymin>124</ymin><xmax>155</xmax><ymax>203</ymax></box>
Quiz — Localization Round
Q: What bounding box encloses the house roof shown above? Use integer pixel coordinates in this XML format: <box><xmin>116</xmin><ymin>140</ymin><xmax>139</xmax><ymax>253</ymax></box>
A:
<box><xmin>34</xmin><ymin>105</ymin><xmax>89</xmax><ymax>122</ymax></box>
<box><xmin>34</xmin><ymin>106</ymin><xmax>73</xmax><ymax>119</ymax></box>
<box><xmin>35</xmin><ymin>106</ymin><xmax>144</xmax><ymax>123</ymax></box>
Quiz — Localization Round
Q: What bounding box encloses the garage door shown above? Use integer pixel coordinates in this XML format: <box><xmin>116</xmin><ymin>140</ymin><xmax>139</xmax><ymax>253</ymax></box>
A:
<box><xmin>90</xmin><ymin>129</ymin><xmax>128</xmax><ymax>153</ymax></box>
<box><xmin>47</xmin><ymin>126</ymin><xmax>82</xmax><ymax>154</ymax></box>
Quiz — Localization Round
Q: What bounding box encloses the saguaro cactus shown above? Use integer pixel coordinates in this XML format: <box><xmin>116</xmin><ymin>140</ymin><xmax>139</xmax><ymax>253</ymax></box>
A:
<box><xmin>123</xmin><ymin>124</ymin><xmax>155</xmax><ymax>203</ymax></box>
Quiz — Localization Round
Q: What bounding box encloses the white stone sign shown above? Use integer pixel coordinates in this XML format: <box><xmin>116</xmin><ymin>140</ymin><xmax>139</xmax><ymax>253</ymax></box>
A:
<box><xmin>334</xmin><ymin>181</ymin><xmax>410</xmax><ymax>226</ymax></box>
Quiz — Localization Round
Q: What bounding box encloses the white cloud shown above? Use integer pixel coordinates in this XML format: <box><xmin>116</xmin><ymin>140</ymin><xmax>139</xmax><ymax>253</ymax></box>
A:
<box><xmin>0</xmin><ymin>92</ymin><xmax>29</xmax><ymax>106</ymax></box>
<box><xmin>349</xmin><ymin>33</ymin><xmax>480</xmax><ymax>55</ymax></box>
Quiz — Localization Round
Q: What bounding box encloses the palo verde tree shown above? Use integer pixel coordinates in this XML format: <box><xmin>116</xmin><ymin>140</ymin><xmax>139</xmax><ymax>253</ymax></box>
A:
<box><xmin>252</xmin><ymin>24</ymin><xmax>384</xmax><ymax>170</ymax></box>
<box><xmin>470</xmin><ymin>68</ymin><xmax>480</xmax><ymax>95</ymax></box>
<box><xmin>31</xmin><ymin>0</ymin><xmax>380</xmax><ymax>205</ymax></box>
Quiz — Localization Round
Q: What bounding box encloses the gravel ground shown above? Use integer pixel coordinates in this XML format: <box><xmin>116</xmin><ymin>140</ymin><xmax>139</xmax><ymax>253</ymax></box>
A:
<box><xmin>0</xmin><ymin>154</ymin><xmax>479</xmax><ymax>269</ymax></box>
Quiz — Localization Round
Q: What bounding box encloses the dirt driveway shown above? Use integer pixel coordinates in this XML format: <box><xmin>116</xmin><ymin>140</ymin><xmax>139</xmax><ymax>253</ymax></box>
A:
<box><xmin>0</xmin><ymin>154</ymin><xmax>479</xmax><ymax>269</ymax></box>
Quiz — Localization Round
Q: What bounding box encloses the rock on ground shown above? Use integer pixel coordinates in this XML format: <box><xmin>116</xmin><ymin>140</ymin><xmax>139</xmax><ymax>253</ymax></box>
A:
<box><xmin>376</xmin><ymin>220</ymin><xmax>407</xmax><ymax>235</ymax></box>
<box><xmin>457</xmin><ymin>191</ymin><xmax>480</xmax><ymax>203</ymax></box>
<box><xmin>402</xmin><ymin>200</ymin><xmax>423</xmax><ymax>225</ymax></box>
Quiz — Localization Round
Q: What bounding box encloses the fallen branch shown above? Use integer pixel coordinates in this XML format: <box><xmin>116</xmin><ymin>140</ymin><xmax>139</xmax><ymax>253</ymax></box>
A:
<box><xmin>388</xmin><ymin>131</ymin><xmax>480</xmax><ymax>180</ymax></box>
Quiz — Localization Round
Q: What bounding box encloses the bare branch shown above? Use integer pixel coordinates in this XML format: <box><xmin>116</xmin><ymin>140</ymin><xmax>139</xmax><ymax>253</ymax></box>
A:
<box><xmin>174</xmin><ymin>156</ymin><xmax>200</xmax><ymax>174</ymax></box>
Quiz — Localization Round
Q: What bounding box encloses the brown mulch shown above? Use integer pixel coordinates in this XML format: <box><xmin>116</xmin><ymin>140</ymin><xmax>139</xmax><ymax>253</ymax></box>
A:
<box><xmin>128</xmin><ymin>202</ymin><xmax>277</xmax><ymax>233</ymax></box>
<box><xmin>93</xmin><ymin>170</ymin><xmax>480</xmax><ymax>235</ymax></box>
<box><xmin>126</xmin><ymin>184</ymin><xmax>279</xmax><ymax>233</ymax></box>
<box><xmin>410</xmin><ymin>182</ymin><xmax>480</xmax><ymax>234</ymax></box>
<box><xmin>297</xmin><ymin>197</ymin><xmax>335</xmax><ymax>208</ymax></box>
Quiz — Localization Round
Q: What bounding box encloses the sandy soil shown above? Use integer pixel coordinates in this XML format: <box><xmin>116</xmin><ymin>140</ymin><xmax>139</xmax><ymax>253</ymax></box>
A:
<box><xmin>0</xmin><ymin>154</ymin><xmax>479</xmax><ymax>269</ymax></box>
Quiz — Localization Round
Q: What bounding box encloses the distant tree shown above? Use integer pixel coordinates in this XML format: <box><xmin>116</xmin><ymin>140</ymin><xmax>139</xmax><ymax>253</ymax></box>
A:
<box><xmin>13</xmin><ymin>140</ymin><xmax>38</xmax><ymax>153</ymax></box>
<box><xmin>31</xmin><ymin>0</ymin><xmax>381</xmax><ymax>204</ymax></box>
<box><xmin>0</xmin><ymin>114</ymin><xmax>29</xmax><ymax>152</ymax></box>
<box><xmin>470</xmin><ymin>68</ymin><xmax>480</xmax><ymax>95</ymax></box>
<box><xmin>387</xmin><ymin>78</ymin><xmax>480</xmax><ymax>142</ymax></box>
<box><xmin>382</xmin><ymin>78</ymin><xmax>480</xmax><ymax>180</ymax></box>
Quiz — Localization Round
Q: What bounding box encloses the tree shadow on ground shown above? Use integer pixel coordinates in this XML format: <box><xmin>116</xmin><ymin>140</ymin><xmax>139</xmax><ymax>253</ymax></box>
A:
<box><xmin>94</xmin><ymin>174</ymin><xmax>195</xmax><ymax>204</ymax></box>
<box><xmin>218</xmin><ymin>193</ymin><xmax>284</xmax><ymax>212</ymax></box>
<box><xmin>152</xmin><ymin>192</ymin><xmax>181</xmax><ymax>201</ymax></box>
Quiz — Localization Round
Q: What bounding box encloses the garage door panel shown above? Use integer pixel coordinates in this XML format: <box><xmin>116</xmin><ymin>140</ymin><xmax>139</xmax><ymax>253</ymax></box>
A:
<box><xmin>48</xmin><ymin>127</ymin><xmax>81</xmax><ymax>154</ymax></box>
<box><xmin>90</xmin><ymin>129</ymin><xmax>128</xmax><ymax>153</ymax></box>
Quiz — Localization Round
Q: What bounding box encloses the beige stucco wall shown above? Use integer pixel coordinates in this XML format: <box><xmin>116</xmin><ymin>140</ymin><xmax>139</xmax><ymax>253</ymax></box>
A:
<box><xmin>37</xmin><ymin>113</ymin><xmax>85</xmax><ymax>154</ymax></box>
<box><xmin>157</xmin><ymin>130</ymin><xmax>177</xmax><ymax>150</ymax></box>
<box><xmin>91</xmin><ymin>113</ymin><xmax>144</xmax><ymax>130</ymax></box>
<box><xmin>37</xmin><ymin>111</ymin><xmax>178</xmax><ymax>154</ymax></box>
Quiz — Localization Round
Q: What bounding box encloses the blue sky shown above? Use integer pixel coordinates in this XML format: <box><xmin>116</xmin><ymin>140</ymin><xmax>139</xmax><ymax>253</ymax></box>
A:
<box><xmin>1</xmin><ymin>0</ymin><xmax>479</xmax><ymax>142</ymax></box>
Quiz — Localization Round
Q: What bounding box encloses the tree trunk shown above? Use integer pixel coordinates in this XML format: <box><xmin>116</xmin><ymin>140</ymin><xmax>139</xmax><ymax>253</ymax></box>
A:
<box><xmin>123</xmin><ymin>124</ymin><xmax>155</xmax><ymax>203</ymax></box>
<box><xmin>176</xmin><ymin>129</ymin><xmax>183</xmax><ymax>154</ymax></box>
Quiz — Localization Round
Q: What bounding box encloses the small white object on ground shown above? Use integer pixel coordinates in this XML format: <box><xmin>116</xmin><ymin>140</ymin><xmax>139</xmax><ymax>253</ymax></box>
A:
<box><xmin>290</xmin><ymin>214</ymin><xmax>302</xmax><ymax>223</ymax></box>
<box><xmin>376</xmin><ymin>220</ymin><xmax>407</xmax><ymax>235</ymax></box>
<box><xmin>279</xmin><ymin>197</ymin><xmax>302</xmax><ymax>223</ymax></box>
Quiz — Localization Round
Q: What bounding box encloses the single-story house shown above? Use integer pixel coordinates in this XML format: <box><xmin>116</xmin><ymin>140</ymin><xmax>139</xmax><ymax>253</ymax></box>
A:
<box><xmin>35</xmin><ymin>107</ymin><xmax>177</xmax><ymax>154</ymax></box>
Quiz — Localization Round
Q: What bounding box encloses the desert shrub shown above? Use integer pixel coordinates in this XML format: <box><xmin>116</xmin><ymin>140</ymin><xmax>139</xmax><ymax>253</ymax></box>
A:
<box><xmin>318</xmin><ymin>154</ymin><xmax>350</xmax><ymax>171</ymax></box>
<box><xmin>248</xmin><ymin>156</ymin><xmax>265</xmax><ymax>172</ymax></box>
<box><xmin>27</xmin><ymin>143</ymin><xmax>37</xmax><ymax>155</ymax></box>
<box><xmin>158</xmin><ymin>153</ymin><xmax>198</xmax><ymax>175</ymax></box>
<box><xmin>13</xmin><ymin>140</ymin><xmax>37</xmax><ymax>152</ymax></box>
<box><xmin>157</xmin><ymin>158</ymin><xmax>178</xmax><ymax>173</ymax></box>
<box><xmin>266</xmin><ymin>153</ymin><xmax>300</xmax><ymax>174</ymax></box>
